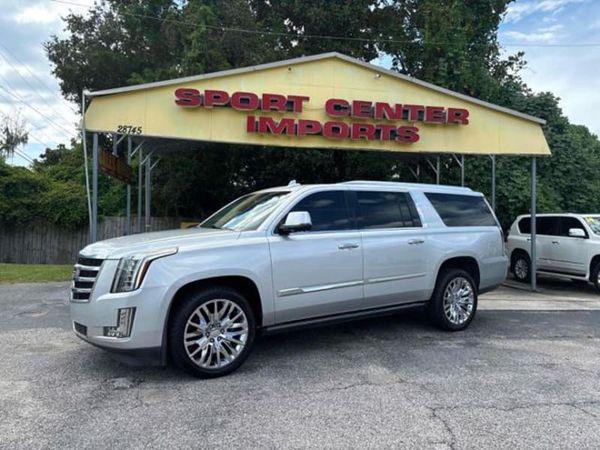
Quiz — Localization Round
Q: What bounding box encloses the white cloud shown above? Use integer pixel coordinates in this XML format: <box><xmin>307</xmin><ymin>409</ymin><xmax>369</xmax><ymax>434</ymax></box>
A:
<box><xmin>9</xmin><ymin>0</ymin><xmax>97</xmax><ymax>28</ymax></box>
<box><xmin>13</xmin><ymin>4</ymin><xmax>64</xmax><ymax>25</ymax></box>
<box><xmin>503</xmin><ymin>24</ymin><xmax>564</xmax><ymax>43</ymax></box>
<box><xmin>0</xmin><ymin>0</ymin><xmax>96</xmax><ymax>166</ymax></box>
<box><xmin>500</xmin><ymin>0</ymin><xmax>600</xmax><ymax>136</ymax></box>
<box><xmin>515</xmin><ymin>46</ymin><xmax>600</xmax><ymax>135</ymax></box>
<box><xmin>538</xmin><ymin>24</ymin><xmax>564</xmax><ymax>33</ymax></box>
<box><xmin>505</xmin><ymin>0</ymin><xmax>584</xmax><ymax>24</ymax></box>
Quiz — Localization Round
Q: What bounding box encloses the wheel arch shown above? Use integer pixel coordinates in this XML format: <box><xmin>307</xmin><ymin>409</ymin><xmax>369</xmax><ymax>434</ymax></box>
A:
<box><xmin>435</xmin><ymin>256</ymin><xmax>480</xmax><ymax>289</ymax></box>
<box><xmin>160</xmin><ymin>275</ymin><xmax>263</xmax><ymax>365</ymax></box>
<box><xmin>590</xmin><ymin>255</ymin><xmax>600</xmax><ymax>281</ymax></box>
<box><xmin>510</xmin><ymin>248</ymin><xmax>530</xmax><ymax>268</ymax></box>
<box><xmin>167</xmin><ymin>275</ymin><xmax>263</xmax><ymax>327</ymax></box>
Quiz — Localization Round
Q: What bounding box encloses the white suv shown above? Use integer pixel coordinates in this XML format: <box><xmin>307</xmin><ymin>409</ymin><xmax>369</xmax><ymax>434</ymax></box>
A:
<box><xmin>71</xmin><ymin>181</ymin><xmax>507</xmax><ymax>378</ymax></box>
<box><xmin>507</xmin><ymin>213</ymin><xmax>600</xmax><ymax>292</ymax></box>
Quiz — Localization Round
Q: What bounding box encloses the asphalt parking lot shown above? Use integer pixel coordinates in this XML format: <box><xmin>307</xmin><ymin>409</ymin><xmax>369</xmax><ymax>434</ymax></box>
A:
<box><xmin>1</xmin><ymin>280</ymin><xmax>600</xmax><ymax>449</ymax></box>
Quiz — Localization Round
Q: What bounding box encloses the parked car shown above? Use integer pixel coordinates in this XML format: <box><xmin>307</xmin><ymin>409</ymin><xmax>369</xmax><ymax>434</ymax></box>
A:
<box><xmin>70</xmin><ymin>181</ymin><xmax>507</xmax><ymax>378</ymax></box>
<box><xmin>507</xmin><ymin>213</ymin><xmax>600</xmax><ymax>292</ymax></box>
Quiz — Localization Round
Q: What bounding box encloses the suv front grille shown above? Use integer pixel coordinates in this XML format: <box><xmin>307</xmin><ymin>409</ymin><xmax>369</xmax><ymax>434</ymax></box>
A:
<box><xmin>71</xmin><ymin>255</ymin><xmax>103</xmax><ymax>302</ymax></box>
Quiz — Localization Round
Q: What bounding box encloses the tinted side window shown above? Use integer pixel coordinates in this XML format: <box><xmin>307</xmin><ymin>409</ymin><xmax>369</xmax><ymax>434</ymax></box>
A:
<box><xmin>538</xmin><ymin>217</ymin><xmax>560</xmax><ymax>236</ymax></box>
<box><xmin>559</xmin><ymin>217</ymin><xmax>587</xmax><ymax>237</ymax></box>
<box><xmin>517</xmin><ymin>217</ymin><xmax>561</xmax><ymax>235</ymax></box>
<box><xmin>518</xmin><ymin>218</ymin><xmax>531</xmax><ymax>234</ymax></box>
<box><xmin>356</xmin><ymin>191</ymin><xmax>422</xmax><ymax>229</ymax></box>
<box><xmin>425</xmin><ymin>193</ymin><xmax>496</xmax><ymax>227</ymax></box>
<box><xmin>290</xmin><ymin>191</ymin><xmax>352</xmax><ymax>232</ymax></box>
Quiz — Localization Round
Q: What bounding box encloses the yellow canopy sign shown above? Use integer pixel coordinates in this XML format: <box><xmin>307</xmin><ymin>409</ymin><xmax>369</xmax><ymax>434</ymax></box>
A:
<box><xmin>84</xmin><ymin>52</ymin><xmax>550</xmax><ymax>156</ymax></box>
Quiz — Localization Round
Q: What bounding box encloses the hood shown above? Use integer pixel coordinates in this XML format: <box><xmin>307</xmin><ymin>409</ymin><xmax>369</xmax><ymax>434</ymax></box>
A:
<box><xmin>80</xmin><ymin>227</ymin><xmax>240</xmax><ymax>259</ymax></box>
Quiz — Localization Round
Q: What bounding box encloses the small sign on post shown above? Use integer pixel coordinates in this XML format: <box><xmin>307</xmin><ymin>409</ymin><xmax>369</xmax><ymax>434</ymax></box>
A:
<box><xmin>99</xmin><ymin>149</ymin><xmax>133</xmax><ymax>184</ymax></box>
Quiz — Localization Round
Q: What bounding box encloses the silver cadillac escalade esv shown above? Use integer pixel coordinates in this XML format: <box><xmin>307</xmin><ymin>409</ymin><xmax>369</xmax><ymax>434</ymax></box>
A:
<box><xmin>71</xmin><ymin>181</ymin><xmax>507</xmax><ymax>378</ymax></box>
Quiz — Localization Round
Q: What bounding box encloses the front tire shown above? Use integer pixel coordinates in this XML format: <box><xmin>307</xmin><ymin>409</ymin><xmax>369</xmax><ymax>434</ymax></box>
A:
<box><xmin>512</xmin><ymin>252</ymin><xmax>531</xmax><ymax>283</ymax></box>
<box><xmin>592</xmin><ymin>262</ymin><xmax>600</xmax><ymax>294</ymax></box>
<box><xmin>168</xmin><ymin>287</ymin><xmax>256</xmax><ymax>378</ymax></box>
<box><xmin>429</xmin><ymin>268</ymin><xmax>478</xmax><ymax>331</ymax></box>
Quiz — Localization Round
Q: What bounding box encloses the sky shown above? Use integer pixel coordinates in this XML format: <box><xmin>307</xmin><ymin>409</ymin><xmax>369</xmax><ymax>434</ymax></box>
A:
<box><xmin>0</xmin><ymin>0</ymin><xmax>599</xmax><ymax>167</ymax></box>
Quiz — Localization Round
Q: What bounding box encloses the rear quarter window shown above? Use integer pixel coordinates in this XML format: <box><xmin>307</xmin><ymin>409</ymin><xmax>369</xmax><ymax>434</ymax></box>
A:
<box><xmin>425</xmin><ymin>193</ymin><xmax>496</xmax><ymax>227</ymax></box>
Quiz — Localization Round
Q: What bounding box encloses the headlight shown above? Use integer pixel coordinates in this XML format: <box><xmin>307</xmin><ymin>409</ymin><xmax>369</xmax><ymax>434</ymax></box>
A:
<box><xmin>111</xmin><ymin>247</ymin><xmax>177</xmax><ymax>293</ymax></box>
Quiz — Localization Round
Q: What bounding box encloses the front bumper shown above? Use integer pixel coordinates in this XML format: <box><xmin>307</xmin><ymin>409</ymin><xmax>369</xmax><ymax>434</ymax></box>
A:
<box><xmin>72</xmin><ymin>328</ymin><xmax>163</xmax><ymax>366</ymax></box>
<box><xmin>70</xmin><ymin>259</ymin><xmax>170</xmax><ymax>364</ymax></box>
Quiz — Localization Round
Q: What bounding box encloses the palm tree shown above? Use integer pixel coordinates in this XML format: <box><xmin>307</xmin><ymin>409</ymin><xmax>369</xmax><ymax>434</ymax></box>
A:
<box><xmin>0</xmin><ymin>112</ymin><xmax>28</xmax><ymax>158</ymax></box>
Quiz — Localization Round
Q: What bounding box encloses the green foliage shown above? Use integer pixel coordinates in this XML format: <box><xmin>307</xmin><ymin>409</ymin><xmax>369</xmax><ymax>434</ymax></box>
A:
<box><xmin>0</xmin><ymin>142</ymin><xmax>124</xmax><ymax>228</ymax></box>
<box><xmin>0</xmin><ymin>160</ymin><xmax>47</xmax><ymax>223</ymax></box>
<box><xmin>39</xmin><ymin>181</ymin><xmax>88</xmax><ymax>228</ymax></box>
<box><xmin>26</xmin><ymin>0</ymin><xmax>600</xmax><ymax>230</ymax></box>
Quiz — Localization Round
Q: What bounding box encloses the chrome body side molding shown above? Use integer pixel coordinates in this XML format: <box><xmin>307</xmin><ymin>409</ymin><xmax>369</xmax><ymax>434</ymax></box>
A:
<box><xmin>278</xmin><ymin>273</ymin><xmax>426</xmax><ymax>297</ymax></box>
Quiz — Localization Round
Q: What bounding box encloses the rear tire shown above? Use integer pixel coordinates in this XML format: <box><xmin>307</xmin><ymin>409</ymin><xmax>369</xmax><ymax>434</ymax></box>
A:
<box><xmin>592</xmin><ymin>263</ymin><xmax>600</xmax><ymax>294</ymax></box>
<box><xmin>168</xmin><ymin>286</ymin><xmax>256</xmax><ymax>378</ymax></box>
<box><xmin>429</xmin><ymin>268</ymin><xmax>478</xmax><ymax>331</ymax></box>
<box><xmin>511</xmin><ymin>252</ymin><xmax>531</xmax><ymax>283</ymax></box>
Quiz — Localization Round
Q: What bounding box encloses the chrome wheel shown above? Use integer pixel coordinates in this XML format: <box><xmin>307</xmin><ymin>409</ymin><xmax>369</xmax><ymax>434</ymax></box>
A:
<box><xmin>514</xmin><ymin>258</ymin><xmax>529</xmax><ymax>280</ymax></box>
<box><xmin>183</xmin><ymin>299</ymin><xmax>249</xmax><ymax>369</ymax></box>
<box><xmin>443</xmin><ymin>277</ymin><xmax>475</xmax><ymax>326</ymax></box>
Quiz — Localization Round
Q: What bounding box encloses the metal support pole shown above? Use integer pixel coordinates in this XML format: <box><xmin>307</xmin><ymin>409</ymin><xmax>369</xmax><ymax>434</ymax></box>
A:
<box><xmin>91</xmin><ymin>133</ymin><xmax>98</xmax><ymax>243</ymax></box>
<box><xmin>126</xmin><ymin>136</ymin><xmax>132</xmax><ymax>235</ymax></box>
<box><xmin>426</xmin><ymin>157</ymin><xmax>440</xmax><ymax>184</ymax></box>
<box><xmin>112</xmin><ymin>133</ymin><xmax>118</xmax><ymax>156</ymax></box>
<box><xmin>452</xmin><ymin>154</ymin><xmax>465</xmax><ymax>186</ymax></box>
<box><xmin>409</xmin><ymin>163</ymin><xmax>420</xmax><ymax>181</ymax></box>
<box><xmin>491</xmin><ymin>155</ymin><xmax>496</xmax><ymax>211</ymax></box>
<box><xmin>145</xmin><ymin>152</ymin><xmax>151</xmax><ymax>232</ymax></box>
<box><xmin>137</xmin><ymin>148</ymin><xmax>143</xmax><ymax>233</ymax></box>
<box><xmin>81</xmin><ymin>90</ymin><xmax>92</xmax><ymax>242</ymax></box>
<box><xmin>531</xmin><ymin>157</ymin><xmax>537</xmax><ymax>291</ymax></box>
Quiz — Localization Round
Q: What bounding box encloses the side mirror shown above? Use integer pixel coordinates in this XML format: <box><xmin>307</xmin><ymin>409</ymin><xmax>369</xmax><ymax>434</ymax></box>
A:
<box><xmin>278</xmin><ymin>211</ymin><xmax>312</xmax><ymax>234</ymax></box>
<box><xmin>569</xmin><ymin>228</ymin><xmax>586</xmax><ymax>238</ymax></box>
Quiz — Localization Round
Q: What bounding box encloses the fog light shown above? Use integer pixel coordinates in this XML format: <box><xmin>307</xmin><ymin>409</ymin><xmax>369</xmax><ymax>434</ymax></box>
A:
<box><xmin>103</xmin><ymin>308</ymin><xmax>135</xmax><ymax>338</ymax></box>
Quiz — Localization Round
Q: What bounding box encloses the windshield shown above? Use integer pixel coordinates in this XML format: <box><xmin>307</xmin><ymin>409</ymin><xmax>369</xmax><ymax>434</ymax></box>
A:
<box><xmin>201</xmin><ymin>191</ymin><xmax>291</xmax><ymax>231</ymax></box>
<box><xmin>583</xmin><ymin>216</ymin><xmax>600</xmax><ymax>235</ymax></box>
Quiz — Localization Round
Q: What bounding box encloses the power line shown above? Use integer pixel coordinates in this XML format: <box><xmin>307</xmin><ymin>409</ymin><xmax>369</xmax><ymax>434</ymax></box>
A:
<box><xmin>50</xmin><ymin>0</ymin><xmax>600</xmax><ymax>48</ymax></box>
<box><xmin>0</xmin><ymin>89</ymin><xmax>72</xmax><ymax>152</ymax></box>
<box><xmin>0</xmin><ymin>49</ymin><xmax>74</xmax><ymax>124</ymax></box>
<box><xmin>0</xmin><ymin>84</ymin><xmax>74</xmax><ymax>136</ymax></box>
<box><xmin>26</xmin><ymin>131</ymin><xmax>54</xmax><ymax>150</ymax></box>
<box><xmin>11</xmin><ymin>148</ymin><xmax>35</xmax><ymax>165</ymax></box>
<box><xmin>0</xmin><ymin>42</ymin><xmax>78</xmax><ymax>114</ymax></box>
<box><xmin>16</xmin><ymin>150</ymin><xmax>34</xmax><ymax>164</ymax></box>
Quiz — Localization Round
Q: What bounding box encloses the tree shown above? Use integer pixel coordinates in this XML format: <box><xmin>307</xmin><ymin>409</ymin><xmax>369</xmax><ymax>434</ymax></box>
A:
<box><xmin>0</xmin><ymin>111</ymin><xmax>28</xmax><ymax>159</ymax></box>
<box><xmin>36</xmin><ymin>0</ymin><xmax>600</xmax><ymax>230</ymax></box>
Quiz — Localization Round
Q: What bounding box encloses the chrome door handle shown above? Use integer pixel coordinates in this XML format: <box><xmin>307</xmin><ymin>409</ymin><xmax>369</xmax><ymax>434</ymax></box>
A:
<box><xmin>408</xmin><ymin>239</ymin><xmax>425</xmax><ymax>245</ymax></box>
<box><xmin>552</xmin><ymin>241</ymin><xmax>559</xmax><ymax>245</ymax></box>
<box><xmin>338</xmin><ymin>243</ymin><xmax>359</xmax><ymax>250</ymax></box>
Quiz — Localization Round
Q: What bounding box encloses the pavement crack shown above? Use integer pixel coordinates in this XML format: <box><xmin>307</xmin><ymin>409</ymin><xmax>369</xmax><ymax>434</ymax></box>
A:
<box><xmin>424</xmin><ymin>405</ymin><xmax>457</xmax><ymax>450</ymax></box>
<box><xmin>431</xmin><ymin>399</ymin><xmax>600</xmax><ymax>415</ymax></box>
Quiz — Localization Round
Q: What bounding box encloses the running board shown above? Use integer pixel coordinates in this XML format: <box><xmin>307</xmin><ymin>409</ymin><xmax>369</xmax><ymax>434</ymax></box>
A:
<box><xmin>261</xmin><ymin>301</ymin><xmax>427</xmax><ymax>335</ymax></box>
<box><xmin>537</xmin><ymin>270</ymin><xmax>589</xmax><ymax>281</ymax></box>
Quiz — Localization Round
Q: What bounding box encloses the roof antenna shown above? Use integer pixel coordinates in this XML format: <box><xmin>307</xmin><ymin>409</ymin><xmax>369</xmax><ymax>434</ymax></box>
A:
<box><xmin>287</xmin><ymin>179</ymin><xmax>299</xmax><ymax>187</ymax></box>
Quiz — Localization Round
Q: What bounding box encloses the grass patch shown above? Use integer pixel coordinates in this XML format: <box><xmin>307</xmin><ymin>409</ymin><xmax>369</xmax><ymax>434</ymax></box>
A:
<box><xmin>0</xmin><ymin>263</ymin><xmax>73</xmax><ymax>284</ymax></box>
